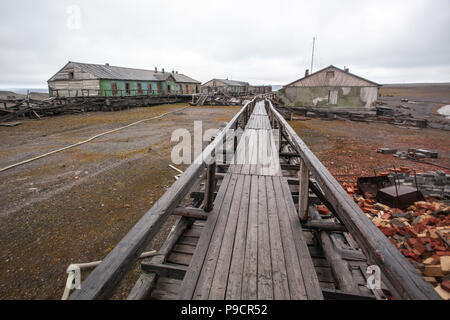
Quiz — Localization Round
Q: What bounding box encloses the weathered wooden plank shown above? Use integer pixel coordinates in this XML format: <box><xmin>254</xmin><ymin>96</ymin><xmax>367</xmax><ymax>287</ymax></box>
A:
<box><xmin>204</xmin><ymin>162</ymin><xmax>216</xmax><ymax>212</ymax></box>
<box><xmin>177</xmin><ymin>174</ymin><xmax>234</xmax><ymax>299</ymax></box>
<box><xmin>209</xmin><ymin>174</ymin><xmax>245</xmax><ymax>299</ymax></box>
<box><xmin>322</xmin><ymin>288</ymin><xmax>376</xmax><ymax>301</ymax></box>
<box><xmin>272</xmin><ymin>177</ymin><xmax>308</xmax><ymax>300</ymax></box>
<box><xmin>178</xmin><ymin>236</ymin><xmax>199</xmax><ymax>246</ymax></box>
<box><xmin>266</xmin><ymin>176</ymin><xmax>290</xmax><ymax>300</ymax></box>
<box><xmin>257</xmin><ymin>176</ymin><xmax>273</xmax><ymax>299</ymax></box>
<box><xmin>141</xmin><ymin>262</ymin><xmax>187</xmax><ymax>280</ymax></box>
<box><xmin>172</xmin><ymin>207</ymin><xmax>208</xmax><ymax>220</ymax></box>
<box><xmin>192</xmin><ymin>174</ymin><xmax>239</xmax><ymax>299</ymax></box>
<box><xmin>167</xmin><ymin>253</ymin><xmax>192</xmax><ymax>266</ymax></box>
<box><xmin>172</xmin><ymin>244</ymin><xmax>196</xmax><ymax>255</ymax></box>
<box><xmin>242</xmin><ymin>175</ymin><xmax>259</xmax><ymax>300</ymax></box>
<box><xmin>298</xmin><ymin>158</ymin><xmax>310</xmax><ymax>221</ymax></box>
<box><xmin>319</xmin><ymin>231</ymin><xmax>360</xmax><ymax>294</ymax></box>
<box><xmin>226</xmin><ymin>175</ymin><xmax>251</xmax><ymax>300</ymax></box>
<box><xmin>303</xmin><ymin>221</ymin><xmax>347</xmax><ymax>232</ymax></box>
<box><xmin>279</xmin><ymin>177</ymin><xmax>324</xmax><ymax>299</ymax></box>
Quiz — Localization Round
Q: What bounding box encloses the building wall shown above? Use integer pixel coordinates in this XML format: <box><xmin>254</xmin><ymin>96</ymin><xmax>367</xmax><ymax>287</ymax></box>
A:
<box><xmin>48</xmin><ymin>80</ymin><xmax>101</xmax><ymax>97</ymax></box>
<box><xmin>99</xmin><ymin>80</ymin><xmax>162</xmax><ymax>96</ymax></box>
<box><xmin>281</xmin><ymin>86</ymin><xmax>379</xmax><ymax>108</ymax></box>
<box><xmin>288</xmin><ymin>67</ymin><xmax>377</xmax><ymax>88</ymax></box>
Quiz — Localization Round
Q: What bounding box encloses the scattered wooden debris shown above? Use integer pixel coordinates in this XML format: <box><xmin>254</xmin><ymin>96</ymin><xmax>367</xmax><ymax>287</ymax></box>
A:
<box><xmin>0</xmin><ymin>121</ymin><xmax>22</xmax><ymax>127</ymax></box>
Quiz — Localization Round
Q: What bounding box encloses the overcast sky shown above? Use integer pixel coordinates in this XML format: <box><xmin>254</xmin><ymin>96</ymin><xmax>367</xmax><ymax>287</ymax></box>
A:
<box><xmin>0</xmin><ymin>0</ymin><xmax>449</xmax><ymax>88</ymax></box>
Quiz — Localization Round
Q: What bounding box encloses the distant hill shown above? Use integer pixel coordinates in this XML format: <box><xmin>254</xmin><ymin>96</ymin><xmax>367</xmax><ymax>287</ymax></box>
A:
<box><xmin>0</xmin><ymin>87</ymin><xmax>49</xmax><ymax>94</ymax></box>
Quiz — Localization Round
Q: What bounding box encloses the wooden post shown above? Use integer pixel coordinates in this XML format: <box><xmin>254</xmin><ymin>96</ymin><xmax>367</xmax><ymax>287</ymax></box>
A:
<box><xmin>204</xmin><ymin>162</ymin><xmax>216</xmax><ymax>212</ymax></box>
<box><xmin>298</xmin><ymin>158</ymin><xmax>309</xmax><ymax>221</ymax></box>
<box><xmin>278</xmin><ymin>124</ymin><xmax>283</xmax><ymax>153</ymax></box>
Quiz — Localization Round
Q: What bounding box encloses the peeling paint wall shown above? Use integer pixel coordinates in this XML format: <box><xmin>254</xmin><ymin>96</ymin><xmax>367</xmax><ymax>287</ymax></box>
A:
<box><xmin>281</xmin><ymin>86</ymin><xmax>379</xmax><ymax>108</ymax></box>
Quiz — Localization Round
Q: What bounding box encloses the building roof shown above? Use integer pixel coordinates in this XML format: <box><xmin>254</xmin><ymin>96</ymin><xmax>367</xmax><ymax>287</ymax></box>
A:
<box><xmin>49</xmin><ymin>61</ymin><xmax>201</xmax><ymax>83</ymax></box>
<box><xmin>284</xmin><ymin>65</ymin><xmax>381</xmax><ymax>88</ymax></box>
<box><xmin>205</xmin><ymin>78</ymin><xmax>250</xmax><ymax>87</ymax></box>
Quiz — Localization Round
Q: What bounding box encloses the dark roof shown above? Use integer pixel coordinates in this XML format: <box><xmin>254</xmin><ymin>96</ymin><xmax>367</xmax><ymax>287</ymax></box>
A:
<box><xmin>284</xmin><ymin>65</ymin><xmax>381</xmax><ymax>87</ymax></box>
<box><xmin>51</xmin><ymin>62</ymin><xmax>201</xmax><ymax>83</ymax></box>
<box><xmin>209</xmin><ymin>79</ymin><xmax>250</xmax><ymax>87</ymax></box>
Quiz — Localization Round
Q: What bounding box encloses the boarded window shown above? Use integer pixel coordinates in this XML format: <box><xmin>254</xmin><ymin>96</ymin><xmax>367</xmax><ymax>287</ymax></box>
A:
<box><xmin>125</xmin><ymin>83</ymin><xmax>131</xmax><ymax>94</ymax></box>
<box><xmin>326</xmin><ymin>71</ymin><xmax>335</xmax><ymax>79</ymax></box>
<box><xmin>111</xmin><ymin>82</ymin><xmax>118</xmax><ymax>95</ymax></box>
<box><xmin>148</xmin><ymin>83</ymin><xmax>152</xmax><ymax>94</ymax></box>
<box><xmin>137</xmin><ymin>83</ymin><xmax>143</xmax><ymax>94</ymax></box>
<box><xmin>157</xmin><ymin>82</ymin><xmax>161</xmax><ymax>93</ymax></box>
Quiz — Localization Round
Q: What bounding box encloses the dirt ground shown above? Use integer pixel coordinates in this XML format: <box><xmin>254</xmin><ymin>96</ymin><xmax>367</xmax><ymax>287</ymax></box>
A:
<box><xmin>0</xmin><ymin>103</ymin><xmax>240</xmax><ymax>300</ymax></box>
<box><xmin>289</xmin><ymin>118</ymin><xmax>450</xmax><ymax>184</ymax></box>
<box><xmin>379</xmin><ymin>83</ymin><xmax>450</xmax><ymax>124</ymax></box>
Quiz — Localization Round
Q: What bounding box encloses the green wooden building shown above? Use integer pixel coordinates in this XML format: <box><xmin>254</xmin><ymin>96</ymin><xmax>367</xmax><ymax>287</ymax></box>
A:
<box><xmin>48</xmin><ymin>62</ymin><xmax>201</xmax><ymax>97</ymax></box>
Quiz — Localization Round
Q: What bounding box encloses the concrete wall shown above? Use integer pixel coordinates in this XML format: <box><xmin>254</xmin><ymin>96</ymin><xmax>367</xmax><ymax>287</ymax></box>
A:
<box><xmin>281</xmin><ymin>86</ymin><xmax>379</xmax><ymax>108</ymax></box>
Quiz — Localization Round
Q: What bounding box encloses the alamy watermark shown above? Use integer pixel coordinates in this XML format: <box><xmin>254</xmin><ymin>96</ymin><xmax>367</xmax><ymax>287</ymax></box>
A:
<box><xmin>170</xmin><ymin>121</ymin><xmax>276</xmax><ymax>167</ymax></box>
<box><xmin>367</xmin><ymin>265</ymin><xmax>381</xmax><ymax>290</ymax></box>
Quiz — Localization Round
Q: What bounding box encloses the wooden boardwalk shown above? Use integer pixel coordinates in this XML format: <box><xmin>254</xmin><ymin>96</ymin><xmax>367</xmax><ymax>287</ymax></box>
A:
<box><xmin>178</xmin><ymin>102</ymin><xmax>323</xmax><ymax>300</ymax></box>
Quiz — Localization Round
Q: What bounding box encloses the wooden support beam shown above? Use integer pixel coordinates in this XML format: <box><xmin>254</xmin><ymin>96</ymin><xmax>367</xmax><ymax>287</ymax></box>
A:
<box><xmin>303</xmin><ymin>221</ymin><xmax>347</xmax><ymax>232</ymax></box>
<box><xmin>319</xmin><ymin>232</ymin><xmax>361</xmax><ymax>294</ymax></box>
<box><xmin>203</xmin><ymin>162</ymin><xmax>216</xmax><ymax>212</ymax></box>
<box><xmin>172</xmin><ymin>207</ymin><xmax>208</xmax><ymax>220</ymax></box>
<box><xmin>322</xmin><ymin>288</ymin><xmax>376</xmax><ymax>301</ymax></box>
<box><xmin>298</xmin><ymin>159</ymin><xmax>310</xmax><ymax>221</ymax></box>
<box><xmin>280</xmin><ymin>152</ymin><xmax>300</xmax><ymax>157</ymax></box>
<box><xmin>127</xmin><ymin>217</ymin><xmax>192</xmax><ymax>300</ymax></box>
<box><xmin>140</xmin><ymin>262</ymin><xmax>187</xmax><ymax>280</ymax></box>
<box><xmin>190</xmin><ymin>191</ymin><xmax>217</xmax><ymax>201</ymax></box>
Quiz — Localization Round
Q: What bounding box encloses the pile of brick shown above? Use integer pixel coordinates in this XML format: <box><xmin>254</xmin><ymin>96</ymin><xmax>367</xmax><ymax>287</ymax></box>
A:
<box><xmin>341</xmin><ymin>181</ymin><xmax>450</xmax><ymax>299</ymax></box>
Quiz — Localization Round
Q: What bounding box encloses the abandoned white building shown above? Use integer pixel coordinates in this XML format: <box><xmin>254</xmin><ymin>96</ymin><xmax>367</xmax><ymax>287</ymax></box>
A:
<box><xmin>281</xmin><ymin>65</ymin><xmax>381</xmax><ymax>108</ymax></box>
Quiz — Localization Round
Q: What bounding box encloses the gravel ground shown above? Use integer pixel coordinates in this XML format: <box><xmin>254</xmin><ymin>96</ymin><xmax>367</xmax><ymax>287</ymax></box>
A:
<box><xmin>289</xmin><ymin>118</ymin><xmax>450</xmax><ymax>184</ymax></box>
<box><xmin>0</xmin><ymin>103</ymin><xmax>240</xmax><ymax>300</ymax></box>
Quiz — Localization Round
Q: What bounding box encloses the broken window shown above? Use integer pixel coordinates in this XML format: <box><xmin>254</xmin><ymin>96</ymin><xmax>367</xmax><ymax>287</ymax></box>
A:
<box><xmin>326</xmin><ymin>71</ymin><xmax>335</xmax><ymax>79</ymax></box>
<box><xmin>137</xmin><ymin>83</ymin><xmax>143</xmax><ymax>94</ymax></box>
<box><xmin>68</xmin><ymin>72</ymin><xmax>74</xmax><ymax>80</ymax></box>
<box><xmin>125</xmin><ymin>83</ymin><xmax>131</xmax><ymax>94</ymax></box>
<box><xmin>111</xmin><ymin>82</ymin><xmax>118</xmax><ymax>95</ymax></box>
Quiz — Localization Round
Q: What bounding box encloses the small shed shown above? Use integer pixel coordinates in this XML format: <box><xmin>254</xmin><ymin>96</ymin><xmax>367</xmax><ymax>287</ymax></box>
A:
<box><xmin>48</xmin><ymin>62</ymin><xmax>201</xmax><ymax>97</ymax></box>
<box><xmin>281</xmin><ymin>65</ymin><xmax>381</xmax><ymax>108</ymax></box>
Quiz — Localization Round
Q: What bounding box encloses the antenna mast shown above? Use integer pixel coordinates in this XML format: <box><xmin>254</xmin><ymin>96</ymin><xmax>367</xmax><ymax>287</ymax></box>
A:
<box><xmin>310</xmin><ymin>37</ymin><xmax>316</xmax><ymax>73</ymax></box>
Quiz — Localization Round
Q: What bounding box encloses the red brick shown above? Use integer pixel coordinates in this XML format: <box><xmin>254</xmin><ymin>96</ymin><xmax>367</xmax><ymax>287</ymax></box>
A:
<box><xmin>407</xmin><ymin>228</ymin><xmax>419</xmax><ymax>238</ymax></box>
<box><xmin>441</xmin><ymin>280</ymin><xmax>450</xmax><ymax>293</ymax></box>
<box><xmin>382</xmin><ymin>212</ymin><xmax>392</xmax><ymax>220</ymax></box>
<box><xmin>380</xmin><ymin>227</ymin><xmax>397</xmax><ymax>237</ymax></box>
<box><xmin>317</xmin><ymin>205</ymin><xmax>331</xmax><ymax>215</ymax></box>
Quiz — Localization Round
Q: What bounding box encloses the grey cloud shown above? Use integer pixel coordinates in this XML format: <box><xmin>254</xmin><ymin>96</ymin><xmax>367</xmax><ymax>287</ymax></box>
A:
<box><xmin>0</xmin><ymin>0</ymin><xmax>449</xmax><ymax>87</ymax></box>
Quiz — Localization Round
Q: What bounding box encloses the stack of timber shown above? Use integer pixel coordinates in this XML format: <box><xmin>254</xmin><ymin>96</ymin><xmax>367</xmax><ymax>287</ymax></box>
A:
<box><xmin>0</xmin><ymin>94</ymin><xmax>191</xmax><ymax>122</ymax></box>
<box><xmin>273</xmin><ymin>101</ymin><xmax>429</xmax><ymax>129</ymax></box>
